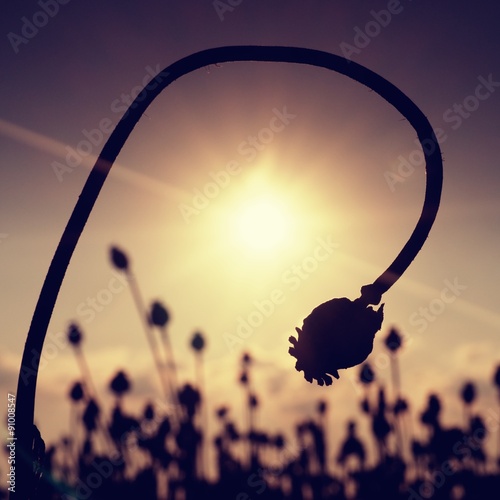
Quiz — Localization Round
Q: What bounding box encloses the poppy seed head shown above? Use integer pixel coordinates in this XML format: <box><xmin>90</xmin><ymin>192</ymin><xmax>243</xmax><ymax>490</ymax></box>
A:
<box><xmin>191</xmin><ymin>331</ymin><xmax>205</xmax><ymax>352</ymax></box>
<box><xmin>67</xmin><ymin>323</ymin><xmax>82</xmax><ymax>347</ymax></box>
<box><xmin>289</xmin><ymin>297</ymin><xmax>384</xmax><ymax>385</ymax></box>
<box><xmin>110</xmin><ymin>246</ymin><xmax>129</xmax><ymax>271</ymax></box>
<box><xmin>150</xmin><ymin>301</ymin><xmax>169</xmax><ymax>327</ymax></box>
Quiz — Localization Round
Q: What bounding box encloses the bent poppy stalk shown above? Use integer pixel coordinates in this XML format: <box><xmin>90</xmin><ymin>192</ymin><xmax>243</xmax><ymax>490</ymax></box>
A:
<box><xmin>14</xmin><ymin>45</ymin><xmax>442</xmax><ymax>497</ymax></box>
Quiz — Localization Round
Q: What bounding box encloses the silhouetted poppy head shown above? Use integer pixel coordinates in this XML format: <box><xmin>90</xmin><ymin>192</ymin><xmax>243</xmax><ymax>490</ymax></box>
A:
<box><xmin>239</xmin><ymin>371</ymin><xmax>249</xmax><ymax>385</ymax></box>
<box><xmin>158</xmin><ymin>417</ymin><xmax>171</xmax><ymax>438</ymax></box>
<box><xmin>69</xmin><ymin>381</ymin><xmax>84</xmax><ymax>402</ymax></box>
<box><xmin>317</xmin><ymin>400</ymin><xmax>327</xmax><ymax>415</ymax></box>
<box><xmin>274</xmin><ymin>434</ymin><xmax>285</xmax><ymax>449</ymax></box>
<box><xmin>493</xmin><ymin>365</ymin><xmax>500</xmax><ymax>389</ymax></box>
<box><xmin>461</xmin><ymin>381</ymin><xmax>476</xmax><ymax>405</ymax></box>
<box><xmin>393</xmin><ymin>397</ymin><xmax>408</xmax><ymax>415</ymax></box>
<box><xmin>242</xmin><ymin>352</ymin><xmax>252</xmax><ymax>365</ymax></box>
<box><xmin>359</xmin><ymin>362</ymin><xmax>376</xmax><ymax>385</ymax></box>
<box><xmin>225</xmin><ymin>422</ymin><xmax>240</xmax><ymax>441</ymax></box>
<box><xmin>150</xmin><ymin>301</ymin><xmax>169</xmax><ymax>327</ymax></box>
<box><xmin>384</xmin><ymin>327</ymin><xmax>402</xmax><ymax>353</ymax></box>
<box><xmin>469</xmin><ymin>415</ymin><xmax>486</xmax><ymax>440</ymax></box>
<box><xmin>82</xmin><ymin>399</ymin><xmax>100</xmax><ymax>433</ymax></box>
<box><xmin>143</xmin><ymin>403</ymin><xmax>154</xmax><ymax>421</ymax></box>
<box><xmin>109</xmin><ymin>370</ymin><xmax>131</xmax><ymax>397</ymax></box>
<box><xmin>110</xmin><ymin>246</ymin><xmax>129</xmax><ymax>271</ymax></box>
<box><xmin>289</xmin><ymin>297</ymin><xmax>384</xmax><ymax>385</ymax></box>
<box><xmin>191</xmin><ymin>331</ymin><xmax>205</xmax><ymax>352</ymax></box>
<box><xmin>249</xmin><ymin>394</ymin><xmax>258</xmax><ymax>408</ymax></box>
<box><xmin>360</xmin><ymin>397</ymin><xmax>370</xmax><ymax>414</ymax></box>
<box><xmin>178</xmin><ymin>383</ymin><xmax>201</xmax><ymax>417</ymax></box>
<box><xmin>421</xmin><ymin>394</ymin><xmax>441</xmax><ymax>425</ymax></box>
<box><xmin>216</xmin><ymin>406</ymin><xmax>228</xmax><ymax>420</ymax></box>
<box><xmin>67</xmin><ymin>323</ymin><xmax>82</xmax><ymax>347</ymax></box>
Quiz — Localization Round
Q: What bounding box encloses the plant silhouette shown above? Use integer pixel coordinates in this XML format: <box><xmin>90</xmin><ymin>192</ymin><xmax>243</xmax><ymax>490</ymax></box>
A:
<box><xmin>14</xmin><ymin>46</ymin><xmax>444</xmax><ymax>498</ymax></box>
<box><xmin>3</xmin><ymin>248</ymin><xmax>500</xmax><ymax>499</ymax></box>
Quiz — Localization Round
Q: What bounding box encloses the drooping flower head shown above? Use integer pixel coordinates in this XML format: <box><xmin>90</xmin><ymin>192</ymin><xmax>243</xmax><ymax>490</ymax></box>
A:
<box><xmin>289</xmin><ymin>297</ymin><xmax>384</xmax><ymax>385</ymax></box>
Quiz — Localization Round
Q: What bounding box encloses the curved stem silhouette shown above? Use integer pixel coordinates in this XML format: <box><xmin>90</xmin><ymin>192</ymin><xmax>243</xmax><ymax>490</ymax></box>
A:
<box><xmin>13</xmin><ymin>45</ymin><xmax>442</xmax><ymax>498</ymax></box>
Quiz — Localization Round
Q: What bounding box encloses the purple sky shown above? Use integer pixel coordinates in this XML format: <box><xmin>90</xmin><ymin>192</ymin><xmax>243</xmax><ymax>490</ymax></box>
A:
<box><xmin>1</xmin><ymin>0</ymin><xmax>500</xmax><ymax>465</ymax></box>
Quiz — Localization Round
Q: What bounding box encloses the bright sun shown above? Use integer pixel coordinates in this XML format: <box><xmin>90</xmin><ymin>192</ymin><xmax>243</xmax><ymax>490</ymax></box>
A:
<box><xmin>233</xmin><ymin>195</ymin><xmax>293</xmax><ymax>255</ymax></box>
<box><xmin>204</xmin><ymin>162</ymin><xmax>319</xmax><ymax>265</ymax></box>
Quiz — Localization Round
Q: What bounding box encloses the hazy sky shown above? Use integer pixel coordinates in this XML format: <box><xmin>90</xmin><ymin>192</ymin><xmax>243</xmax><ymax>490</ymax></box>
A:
<box><xmin>1</xmin><ymin>0</ymin><xmax>499</xmax><ymax>463</ymax></box>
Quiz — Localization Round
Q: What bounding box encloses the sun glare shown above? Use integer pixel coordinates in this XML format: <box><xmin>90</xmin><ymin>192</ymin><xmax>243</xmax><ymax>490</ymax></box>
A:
<box><xmin>233</xmin><ymin>196</ymin><xmax>293</xmax><ymax>255</ymax></box>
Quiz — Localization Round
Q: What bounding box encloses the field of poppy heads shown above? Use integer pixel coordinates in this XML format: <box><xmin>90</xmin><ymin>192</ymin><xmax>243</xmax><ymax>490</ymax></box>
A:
<box><xmin>2</xmin><ymin>247</ymin><xmax>500</xmax><ymax>500</ymax></box>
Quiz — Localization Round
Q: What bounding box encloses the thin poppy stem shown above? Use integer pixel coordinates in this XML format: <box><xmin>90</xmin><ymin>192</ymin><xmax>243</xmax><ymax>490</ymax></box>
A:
<box><xmin>126</xmin><ymin>271</ymin><xmax>179</xmax><ymax>426</ymax></box>
<box><xmin>73</xmin><ymin>348</ymin><xmax>97</xmax><ymax>400</ymax></box>
<box><xmin>72</xmin><ymin>348</ymin><xmax>115</xmax><ymax>457</ymax></box>
<box><xmin>390</xmin><ymin>355</ymin><xmax>404</xmax><ymax>458</ymax></box>
<box><xmin>194</xmin><ymin>352</ymin><xmax>208</xmax><ymax>480</ymax></box>
<box><xmin>158</xmin><ymin>324</ymin><xmax>180</xmax><ymax>409</ymax></box>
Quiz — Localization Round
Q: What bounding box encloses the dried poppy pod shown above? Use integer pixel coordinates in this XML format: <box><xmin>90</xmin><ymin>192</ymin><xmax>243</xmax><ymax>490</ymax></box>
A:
<box><xmin>289</xmin><ymin>296</ymin><xmax>384</xmax><ymax>385</ymax></box>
